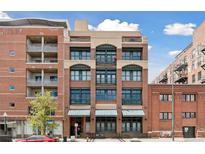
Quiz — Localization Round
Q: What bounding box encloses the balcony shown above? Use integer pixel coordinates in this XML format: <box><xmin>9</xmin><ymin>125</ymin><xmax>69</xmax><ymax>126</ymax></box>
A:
<box><xmin>43</xmin><ymin>58</ymin><xmax>58</xmax><ymax>63</ymax></box>
<box><xmin>201</xmin><ymin>61</ymin><xmax>205</xmax><ymax>70</ymax></box>
<box><xmin>174</xmin><ymin>72</ymin><xmax>188</xmax><ymax>84</ymax></box>
<box><xmin>159</xmin><ymin>74</ymin><xmax>168</xmax><ymax>84</ymax></box>
<box><xmin>200</xmin><ymin>45</ymin><xmax>205</xmax><ymax>55</ymax></box>
<box><xmin>174</xmin><ymin>62</ymin><xmax>188</xmax><ymax>72</ymax></box>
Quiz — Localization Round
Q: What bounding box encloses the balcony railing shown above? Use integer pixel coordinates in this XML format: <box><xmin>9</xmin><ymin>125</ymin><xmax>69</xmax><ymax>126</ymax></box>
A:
<box><xmin>43</xmin><ymin>80</ymin><xmax>58</xmax><ymax>86</ymax></box>
<box><xmin>174</xmin><ymin>62</ymin><xmax>188</xmax><ymax>72</ymax></box>
<box><xmin>27</xmin><ymin>44</ymin><xmax>42</xmax><ymax>52</ymax></box>
<box><xmin>27</xmin><ymin>44</ymin><xmax>57</xmax><ymax>52</ymax></box>
<box><xmin>43</xmin><ymin>44</ymin><xmax>57</xmax><ymax>52</ymax></box>
<box><xmin>174</xmin><ymin>72</ymin><xmax>188</xmax><ymax>84</ymax></box>
<box><xmin>27</xmin><ymin>59</ymin><xmax>58</xmax><ymax>63</ymax></box>
<box><xmin>27</xmin><ymin>79</ymin><xmax>42</xmax><ymax>86</ymax></box>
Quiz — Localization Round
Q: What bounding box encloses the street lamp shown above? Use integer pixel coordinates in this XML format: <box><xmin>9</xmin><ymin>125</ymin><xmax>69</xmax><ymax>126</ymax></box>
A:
<box><xmin>171</xmin><ymin>66</ymin><xmax>175</xmax><ymax>141</ymax></box>
<box><xmin>3</xmin><ymin>112</ymin><xmax>8</xmax><ymax>135</ymax></box>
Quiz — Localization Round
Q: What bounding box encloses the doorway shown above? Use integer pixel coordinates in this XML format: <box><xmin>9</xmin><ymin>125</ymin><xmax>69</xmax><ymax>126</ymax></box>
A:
<box><xmin>183</xmin><ymin>126</ymin><xmax>195</xmax><ymax>138</ymax></box>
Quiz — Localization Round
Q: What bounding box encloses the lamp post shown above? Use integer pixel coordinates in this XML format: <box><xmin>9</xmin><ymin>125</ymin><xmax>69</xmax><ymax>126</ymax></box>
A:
<box><xmin>3</xmin><ymin>112</ymin><xmax>8</xmax><ymax>135</ymax></box>
<box><xmin>171</xmin><ymin>66</ymin><xmax>175</xmax><ymax>141</ymax></box>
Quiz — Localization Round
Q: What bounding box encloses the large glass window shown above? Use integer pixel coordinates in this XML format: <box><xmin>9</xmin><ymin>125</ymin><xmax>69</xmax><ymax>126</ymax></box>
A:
<box><xmin>96</xmin><ymin>118</ymin><xmax>116</xmax><ymax>133</ymax></box>
<box><xmin>96</xmin><ymin>89</ymin><xmax>116</xmax><ymax>100</ymax></box>
<box><xmin>122</xmin><ymin>65</ymin><xmax>142</xmax><ymax>81</ymax></box>
<box><xmin>70</xmin><ymin>88</ymin><xmax>90</xmax><ymax>104</ymax></box>
<box><xmin>70</xmin><ymin>47</ymin><xmax>90</xmax><ymax>60</ymax></box>
<box><xmin>122</xmin><ymin>118</ymin><xmax>142</xmax><ymax>132</ymax></box>
<box><xmin>122</xmin><ymin>89</ymin><xmax>142</xmax><ymax>105</ymax></box>
<box><xmin>96</xmin><ymin>70</ymin><xmax>116</xmax><ymax>84</ymax></box>
<box><xmin>122</xmin><ymin>48</ymin><xmax>142</xmax><ymax>60</ymax></box>
<box><xmin>96</xmin><ymin>45</ymin><xmax>116</xmax><ymax>64</ymax></box>
<box><xmin>70</xmin><ymin>65</ymin><xmax>91</xmax><ymax>81</ymax></box>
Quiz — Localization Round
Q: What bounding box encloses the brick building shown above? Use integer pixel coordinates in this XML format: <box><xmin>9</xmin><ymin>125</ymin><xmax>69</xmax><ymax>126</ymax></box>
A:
<box><xmin>148</xmin><ymin>84</ymin><xmax>205</xmax><ymax>138</ymax></box>
<box><xmin>0</xmin><ymin>18</ymin><xmax>148</xmax><ymax>138</ymax></box>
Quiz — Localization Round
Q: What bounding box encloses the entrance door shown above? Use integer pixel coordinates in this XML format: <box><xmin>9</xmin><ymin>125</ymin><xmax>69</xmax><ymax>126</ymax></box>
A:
<box><xmin>70</xmin><ymin>118</ymin><xmax>82</xmax><ymax>136</ymax></box>
<box><xmin>183</xmin><ymin>126</ymin><xmax>195</xmax><ymax>138</ymax></box>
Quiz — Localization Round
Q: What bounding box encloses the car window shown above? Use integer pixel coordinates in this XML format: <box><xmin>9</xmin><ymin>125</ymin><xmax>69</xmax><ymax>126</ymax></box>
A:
<box><xmin>27</xmin><ymin>136</ymin><xmax>45</xmax><ymax>140</ymax></box>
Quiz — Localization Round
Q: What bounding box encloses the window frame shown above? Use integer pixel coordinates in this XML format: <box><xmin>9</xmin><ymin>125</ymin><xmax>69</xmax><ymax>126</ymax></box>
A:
<box><xmin>122</xmin><ymin>89</ymin><xmax>142</xmax><ymax>105</ymax></box>
<box><xmin>96</xmin><ymin>89</ymin><xmax>116</xmax><ymax>101</ymax></box>
<box><xmin>70</xmin><ymin>88</ymin><xmax>90</xmax><ymax>104</ymax></box>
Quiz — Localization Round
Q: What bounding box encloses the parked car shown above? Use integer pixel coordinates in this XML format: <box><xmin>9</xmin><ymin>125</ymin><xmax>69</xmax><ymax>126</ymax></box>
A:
<box><xmin>15</xmin><ymin>135</ymin><xmax>59</xmax><ymax>142</ymax></box>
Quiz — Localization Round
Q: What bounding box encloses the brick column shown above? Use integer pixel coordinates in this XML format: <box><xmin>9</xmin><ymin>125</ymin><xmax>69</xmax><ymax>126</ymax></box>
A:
<box><xmin>174</xmin><ymin>92</ymin><xmax>183</xmax><ymax>137</ymax></box>
<box><xmin>63</xmin><ymin>68</ymin><xmax>70</xmax><ymax>137</ymax></box>
<box><xmin>151</xmin><ymin>92</ymin><xmax>160</xmax><ymax>137</ymax></box>
<box><xmin>142</xmin><ymin>44</ymin><xmax>148</xmax><ymax>60</ymax></box>
<box><xmin>90</xmin><ymin>68</ymin><xmax>96</xmax><ymax>136</ymax></box>
<box><xmin>116</xmin><ymin>68</ymin><xmax>122</xmax><ymax>136</ymax></box>
<box><xmin>142</xmin><ymin>68</ymin><xmax>148</xmax><ymax>135</ymax></box>
<box><xmin>197</xmin><ymin>92</ymin><xmax>205</xmax><ymax>137</ymax></box>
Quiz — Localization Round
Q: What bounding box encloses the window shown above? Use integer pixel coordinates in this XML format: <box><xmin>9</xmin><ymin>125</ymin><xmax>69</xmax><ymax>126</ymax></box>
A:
<box><xmin>192</xmin><ymin>74</ymin><xmax>195</xmax><ymax>83</ymax></box>
<box><xmin>96</xmin><ymin>70</ymin><xmax>116</xmax><ymax>84</ymax></box>
<box><xmin>96</xmin><ymin>45</ymin><xmax>116</xmax><ymax>64</ymax></box>
<box><xmin>160</xmin><ymin>94</ymin><xmax>172</xmax><ymax>102</ymax></box>
<box><xmin>122</xmin><ymin>118</ymin><xmax>142</xmax><ymax>132</ymax></box>
<box><xmin>198</xmin><ymin>71</ymin><xmax>202</xmax><ymax>81</ymax></box>
<box><xmin>96</xmin><ymin>89</ymin><xmax>116</xmax><ymax>100</ymax></box>
<box><xmin>122</xmin><ymin>37</ymin><xmax>142</xmax><ymax>42</ymax></box>
<box><xmin>182</xmin><ymin>94</ymin><xmax>196</xmax><ymax>102</ymax></box>
<box><xmin>71</xmin><ymin>70</ymin><xmax>90</xmax><ymax>81</ymax></box>
<box><xmin>9</xmin><ymin>85</ymin><xmax>15</xmax><ymax>91</ymax></box>
<box><xmin>122</xmin><ymin>89</ymin><xmax>142</xmax><ymax>105</ymax></box>
<box><xmin>70</xmin><ymin>65</ymin><xmax>91</xmax><ymax>81</ymax></box>
<box><xmin>8</xmin><ymin>67</ymin><xmax>16</xmax><ymax>73</ymax></box>
<box><xmin>96</xmin><ymin>117</ymin><xmax>116</xmax><ymax>133</ymax></box>
<box><xmin>122</xmin><ymin>70</ymin><xmax>142</xmax><ymax>81</ymax></box>
<box><xmin>70</xmin><ymin>88</ymin><xmax>90</xmax><ymax>104</ymax></box>
<box><xmin>35</xmin><ymin>75</ymin><xmax>42</xmax><ymax>81</ymax></box>
<box><xmin>50</xmin><ymin>76</ymin><xmax>58</xmax><ymax>81</ymax></box>
<box><xmin>160</xmin><ymin>112</ymin><xmax>172</xmax><ymax>120</ymax></box>
<box><xmin>9</xmin><ymin>102</ymin><xmax>15</xmax><ymax>108</ymax></box>
<box><xmin>9</xmin><ymin>50</ymin><xmax>16</xmax><ymax>56</ymax></box>
<box><xmin>50</xmin><ymin>90</ymin><xmax>58</xmax><ymax>97</ymax></box>
<box><xmin>70</xmin><ymin>47</ymin><xmax>90</xmax><ymax>60</ymax></box>
<box><xmin>122</xmin><ymin>48</ymin><xmax>142</xmax><ymax>60</ymax></box>
<box><xmin>182</xmin><ymin>112</ymin><xmax>196</xmax><ymax>119</ymax></box>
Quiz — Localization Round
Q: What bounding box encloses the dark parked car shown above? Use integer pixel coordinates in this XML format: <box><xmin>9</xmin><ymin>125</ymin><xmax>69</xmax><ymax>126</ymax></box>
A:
<box><xmin>15</xmin><ymin>135</ymin><xmax>59</xmax><ymax>142</ymax></box>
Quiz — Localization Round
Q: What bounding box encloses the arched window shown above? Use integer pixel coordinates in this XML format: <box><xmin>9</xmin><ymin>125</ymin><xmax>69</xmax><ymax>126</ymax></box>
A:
<box><xmin>70</xmin><ymin>64</ymin><xmax>91</xmax><ymax>81</ymax></box>
<box><xmin>122</xmin><ymin>65</ymin><xmax>142</xmax><ymax>81</ymax></box>
<box><xmin>96</xmin><ymin>44</ymin><xmax>116</xmax><ymax>64</ymax></box>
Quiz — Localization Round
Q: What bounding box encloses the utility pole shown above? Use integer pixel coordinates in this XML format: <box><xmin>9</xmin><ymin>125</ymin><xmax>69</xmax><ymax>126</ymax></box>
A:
<box><xmin>171</xmin><ymin>65</ymin><xmax>175</xmax><ymax>141</ymax></box>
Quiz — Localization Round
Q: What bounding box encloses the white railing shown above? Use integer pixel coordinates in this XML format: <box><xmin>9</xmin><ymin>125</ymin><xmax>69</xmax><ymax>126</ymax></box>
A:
<box><xmin>27</xmin><ymin>44</ymin><xmax>42</xmax><ymax>52</ymax></box>
<box><xmin>43</xmin><ymin>44</ymin><xmax>57</xmax><ymax>52</ymax></box>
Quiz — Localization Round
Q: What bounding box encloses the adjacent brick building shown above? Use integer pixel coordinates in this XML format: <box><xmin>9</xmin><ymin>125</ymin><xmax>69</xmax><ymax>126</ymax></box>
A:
<box><xmin>148</xmin><ymin>84</ymin><xmax>205</xmax><ymax>138</ymax></box>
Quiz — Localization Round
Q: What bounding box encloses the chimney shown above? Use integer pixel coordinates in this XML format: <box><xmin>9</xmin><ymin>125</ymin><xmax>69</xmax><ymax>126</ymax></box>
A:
<box><xmin>74</xmin><ymin>20</ymin><xmax>88</xmax><ymax>31</ymax></box>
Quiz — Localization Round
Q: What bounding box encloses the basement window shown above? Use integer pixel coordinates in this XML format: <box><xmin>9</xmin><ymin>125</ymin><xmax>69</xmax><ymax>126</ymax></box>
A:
<box><xmin>9</xmin><ymin>102</ymin><xmax>15</xmax><ymax>108</ymax></box>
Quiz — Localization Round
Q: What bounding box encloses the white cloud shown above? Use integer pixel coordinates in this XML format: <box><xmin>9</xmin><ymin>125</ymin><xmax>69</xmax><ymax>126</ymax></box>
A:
<box><xmin>164</xmin><ymin>23</ymin><xmax>196</xmax><ymax>36</ymax></box>
<box><xmin>0</xmin><ymin>11</ymin><xmax>12</xmax><ymax>21</ymax></box>
<box><xmin>88</xmin><ymin>19</ymin><xmax>139</xmax><ymax>31</ymax></box>
<box><xmin>148</xmin><ymin>45</ymin><xmax>152</xmax><ymax>50</ymax></box>
<box><xmin>168</xmin><ymin>50</ymin><xmax>181</xmax><ymax>56</ymax></box>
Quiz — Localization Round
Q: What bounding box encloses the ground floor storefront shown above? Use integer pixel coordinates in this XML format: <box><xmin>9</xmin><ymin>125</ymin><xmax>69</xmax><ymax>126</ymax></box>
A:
<box><xmin>0</xmin><ymin>120</ymin><xmax>63</xmax><ymax>138</ymax></box>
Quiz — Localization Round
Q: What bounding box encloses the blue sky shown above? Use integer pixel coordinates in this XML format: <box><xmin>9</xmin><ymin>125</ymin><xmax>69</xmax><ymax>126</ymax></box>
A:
<box><xmin>3</xmin><ymin>11</ymin><xmax>205</xmax><ymax>82</ymax></box>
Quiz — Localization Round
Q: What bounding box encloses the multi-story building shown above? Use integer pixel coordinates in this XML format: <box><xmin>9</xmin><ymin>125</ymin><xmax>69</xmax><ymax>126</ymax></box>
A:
<box><xmin>0</xmin><ymin>18</ymin><xmax>68</xmax><ymax>137</ymax></box>
<box><xmin>153</xmin><ymin>21</ymin><xmax>205</xmax><ymax>85</ymax></box>
<box><xmin>148</xmin><ymin>84</ymin><xmax>205</xmax><ymax>138</ymax></box>
<box><xmin>0</xmin><ymin>18</ymin><xmax>148</xmax><ymax>138</ymax></box>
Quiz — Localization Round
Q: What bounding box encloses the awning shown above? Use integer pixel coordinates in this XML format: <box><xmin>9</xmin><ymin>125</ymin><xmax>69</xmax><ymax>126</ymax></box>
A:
<box><xmin>68</xmin><ymin>110</ymin><xmax>90</xmax><ymax>117</ymax></box>
<box><xmin>95</xmin><ymin>110</ymin><xmax>117</xmax><ymax>117</ymax></box>
<box><xmin>122</xmin><ymin>110</ymin><xmax>145</xmax><ymax>117</ymax></box>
